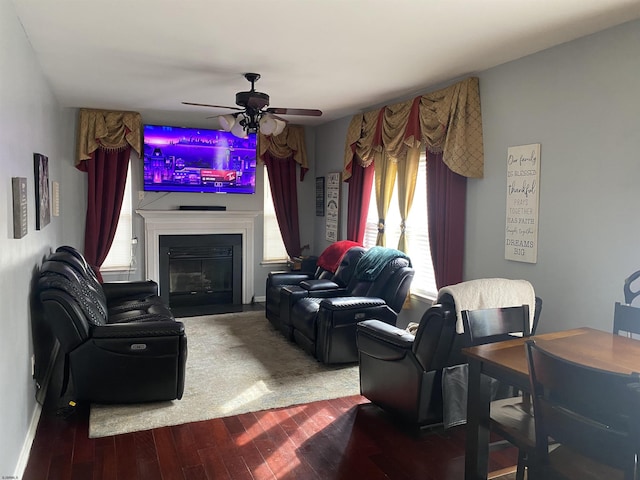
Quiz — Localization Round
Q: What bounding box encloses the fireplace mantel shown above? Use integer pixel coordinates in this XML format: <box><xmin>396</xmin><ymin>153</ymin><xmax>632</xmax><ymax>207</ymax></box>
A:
<box><xmin>137</xmin><ymin>209</ymin><xmax>260</xmax><ymax>304</ymax></box>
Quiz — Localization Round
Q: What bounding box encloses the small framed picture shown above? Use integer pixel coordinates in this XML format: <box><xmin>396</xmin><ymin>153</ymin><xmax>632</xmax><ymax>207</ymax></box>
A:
<box><xmin>315</xmin><ymin>176</ymin><xmax>325</xmax><ymax>216</ymax></box>
<box><xmin>12</xmin><ymin>177</ymin><xmax>28</xmax><ymax>239</ymax></box>
<box><xmin>33</xmin><ymin>153</ymin><xmax>51</xmax><ymax>230</ymax></box>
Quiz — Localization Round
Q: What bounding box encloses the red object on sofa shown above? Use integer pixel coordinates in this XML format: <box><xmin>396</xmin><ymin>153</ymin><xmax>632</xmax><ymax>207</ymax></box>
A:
<box><xmin>316</xmin><ymin>240</ymin><xmax>362</xmax><ymax>273</ymax></box>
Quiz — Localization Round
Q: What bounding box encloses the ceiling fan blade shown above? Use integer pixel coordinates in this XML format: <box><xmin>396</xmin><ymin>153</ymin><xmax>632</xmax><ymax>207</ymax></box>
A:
<box><xmin>266</xmin><ymin>107</ymin><xmax>322</xmax><ymax>116</ymax></box>
<box><xmin>182</xmin><ymin>101</ymin><xmax>243</xmax><ymax>111</ymax></box>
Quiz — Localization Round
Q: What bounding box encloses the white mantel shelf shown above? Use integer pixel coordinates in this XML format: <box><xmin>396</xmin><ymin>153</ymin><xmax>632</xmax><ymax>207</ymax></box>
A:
<box><xmin>136</xmin><ymin>209</ymin><xmax>260</xmax><ymax>304</ymax></box>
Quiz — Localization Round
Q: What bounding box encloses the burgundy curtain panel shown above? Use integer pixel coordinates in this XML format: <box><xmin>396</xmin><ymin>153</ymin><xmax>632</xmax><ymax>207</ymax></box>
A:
<box><xmin>78</xmin><ymin>147</ymin><xmax>131</xmax><ymax>281</ymax></box>
<box><xmin>263</xmin><ymin>152</ymin><xmax>302</xmax><ymax>258</ymax></box>
<box><xmin>426</xmin><ymin>151</ymin><xmax>466</xmax><ymax>289</ymax></box>
<box><xmin>346</xmin><ymin>159</ymin><xmax>374</xmax><ymax>243</ymax></box>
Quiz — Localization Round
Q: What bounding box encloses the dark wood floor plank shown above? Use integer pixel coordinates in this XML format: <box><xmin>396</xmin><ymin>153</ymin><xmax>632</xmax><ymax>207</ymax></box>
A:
<box><xmin>133</xmin><ymin>430</ymin><xmax>163</xmax><ymax>480</ymax></box>
<box><xmin>170</xmin><ymin>423</ymin><xmax>202</xmax><ymax>468</ymax></box>
<box><xmin>198</xmin><ymin>445</ymin><xmax>232</xmax><ymax>480</ymax></box>
<box><xmin>182</xmin><ymin>464</ymin><xmax>209</xmax><ymax>480</ymax></box>
<box><xmin>153</xmin><ymin>426</ymin><xmax>186</xmax><ymax>480</ymax></box>
<box><xmin>113</xmin><ymin>434</ymin><xmax>137</xmax><ymax>480</ymax></box>
<box><xmin>93</xmin><ymin>437</ymin><xmax>117</xmax><ymax>480</ymax></box>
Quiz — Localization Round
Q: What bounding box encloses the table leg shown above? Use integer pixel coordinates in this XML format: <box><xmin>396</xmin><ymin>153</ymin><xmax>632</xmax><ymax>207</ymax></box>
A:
<box><xmin>465</xmin><ymin>359</ymin><xmax>492</xmax><ymax>480</ymax></box>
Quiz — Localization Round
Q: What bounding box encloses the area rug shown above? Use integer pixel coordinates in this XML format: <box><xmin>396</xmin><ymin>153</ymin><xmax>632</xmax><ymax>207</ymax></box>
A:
<box><xmin>89</xmin><ymin>310</ymin><xmax>360</xmax><ymax>438</ymax></box>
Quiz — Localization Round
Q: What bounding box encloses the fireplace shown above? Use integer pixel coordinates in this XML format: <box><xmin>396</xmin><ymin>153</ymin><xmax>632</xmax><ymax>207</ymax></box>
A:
<box><xmin>137</xmin><ymin>210</ymin><xmax>259</xmax><ymax>312</ymax></box>
<box><xmin>159</xmin><ymin>234</ymin><xmax>242</xmax><ymax>313</ymax></box>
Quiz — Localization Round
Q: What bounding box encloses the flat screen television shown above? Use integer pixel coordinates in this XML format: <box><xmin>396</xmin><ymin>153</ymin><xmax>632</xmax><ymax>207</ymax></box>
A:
<box><xmin>143</xmin><ymin>124</ymin><xmax>257</xmax><ymax>194</ymax></box>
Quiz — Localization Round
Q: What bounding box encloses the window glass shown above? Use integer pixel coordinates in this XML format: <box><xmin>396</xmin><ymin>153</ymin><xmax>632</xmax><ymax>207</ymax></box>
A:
<box><xmin>263</xmin><ymin>166</ymin><xmax>288</xmax><ymax>262</ymax></box>
<box><xmin>102</xmin><ymin>163</ymin><xmax>133</xmax><ymax>270</ymax></box>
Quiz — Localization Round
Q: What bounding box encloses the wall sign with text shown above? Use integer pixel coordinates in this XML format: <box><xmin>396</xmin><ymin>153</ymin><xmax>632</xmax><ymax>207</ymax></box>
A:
<box><xmin>505</xmin><ymin>143</ymin><xmax>540</xmax><ymax>263</ymax></box>
<box><xmin>325</xmin><ymin>172</ymin><xmax>341</xmax><ymax>242</ymax></box>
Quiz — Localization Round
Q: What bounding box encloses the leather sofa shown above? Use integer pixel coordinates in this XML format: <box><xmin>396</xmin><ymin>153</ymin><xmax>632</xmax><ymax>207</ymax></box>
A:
<box><xmin>288</xmin><ymin>247</ymin><xmax>414</xmax><ymax>364</ymax></box>
<box><xmin>37</xmin><ymin>247</ymin><xmax>187</xmax><ymax>403</ymax></box>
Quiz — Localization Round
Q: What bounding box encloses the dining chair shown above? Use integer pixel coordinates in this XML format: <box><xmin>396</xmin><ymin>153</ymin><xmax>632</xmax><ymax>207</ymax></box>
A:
<box><xmin>525</xmin><ymin>339</ymin><xmax>640</xmax><ymax>480</ymax></box>
<box><xmin>462</xmin><ymin>304</ymin><xmax>533</xmax><ymax>480</ymax></box>
<box><xmin>614</xmin><ymin>302</ymin><xmax>640</xmax><ymax>338</ymax></box>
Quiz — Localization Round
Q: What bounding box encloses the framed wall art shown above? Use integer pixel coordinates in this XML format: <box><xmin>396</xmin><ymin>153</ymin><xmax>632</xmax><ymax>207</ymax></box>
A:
<box><xmin>33</xmin><ymin>153</ymin><xmax>51</xmax><ymax>230</ymax></box>
<box><xmin>315</xmin><ymin>176</ymin><xmax>325</xmax><ymax>216</ymax></box>
<box><xmin>12</xmin><ymin>177</ymin><xmax>28</xmax><ymax>239</ymax></box>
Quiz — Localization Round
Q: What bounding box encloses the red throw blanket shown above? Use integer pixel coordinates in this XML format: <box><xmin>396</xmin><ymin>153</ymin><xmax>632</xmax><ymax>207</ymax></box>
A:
<box><xmin>317</xmin><ymin>240</ymin><xmax>361</xmax><ymax>273</ymax></box>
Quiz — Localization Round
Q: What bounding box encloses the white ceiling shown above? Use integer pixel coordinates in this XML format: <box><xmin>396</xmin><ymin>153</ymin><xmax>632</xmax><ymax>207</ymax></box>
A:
<box><xmin>12</xmin><ymin>0</ymin><xmax>640</xmax><ymax>128</ymax></box>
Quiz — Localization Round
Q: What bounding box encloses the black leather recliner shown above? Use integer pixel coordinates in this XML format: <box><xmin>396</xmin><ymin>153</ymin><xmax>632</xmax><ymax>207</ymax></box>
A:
<box><xmin>289</xmin><ymin>247</ymin><xmax>414</xmax><ymax>364</ymax></box>
<box><xmin>38</xmin><ymin>248</ymin><xmax>187</xmax><ymax>404</ymax></box>
<box><xmin>278</xmin><ymin>246</ymin><xmax>366</xmax><ymax>340</ymax></box>
<box><xmin>357</xmin><ymin>295</ymin><xmax>542</xmax><ymax>427</ymax></box>
<box><xmin>266</xmin><ymin>242</ymin><xmax>364</xmax><ymax>338</ymax></box>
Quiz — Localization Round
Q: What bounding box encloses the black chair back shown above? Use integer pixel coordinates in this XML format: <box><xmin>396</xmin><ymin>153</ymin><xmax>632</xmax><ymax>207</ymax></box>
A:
<box><xmin>526</xmin><ymin>339</ymin><xmax>640</xmax><ymax>479</ymax></box>
<box><xmin>614</xmin><ymin>302</ymin><xmax>640</xmax><ymax>337</ymax></box>
<box><xmin>462</xmin><ymin>304</ymin><xmax>530</xmax><ymax>346</ymax></box>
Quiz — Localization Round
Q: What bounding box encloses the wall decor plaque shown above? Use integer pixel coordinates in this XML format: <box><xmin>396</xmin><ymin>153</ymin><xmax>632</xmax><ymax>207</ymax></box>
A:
<box><xmin>12</xmin><ymin>177</ymin><xmax>28</xmax><ymax>239</ymax></box>
<box><xmin>505</xmin><ymin>143</ymin><xmax>540</xmax><ymax>263</ymax></box>
<box><xmin>325</xmin><ymin>172</ymin><xmax>340</xmax><ymax>242</ymax></box>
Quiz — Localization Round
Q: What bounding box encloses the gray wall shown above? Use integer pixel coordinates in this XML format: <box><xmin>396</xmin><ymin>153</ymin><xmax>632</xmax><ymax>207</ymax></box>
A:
<box><xmin>314</xmin><ymin>20</ymin><xmax>640</xmax><ymax>332</ymax></box>
<box><xmin>466</xmin><ymin>19</ymin><xmax>640</xmax><ymax>333</ymax></box>
<box><xmin>1</xmin><ymin>0</ymin><xmax>81</xmax><ymax>475</ymax></box>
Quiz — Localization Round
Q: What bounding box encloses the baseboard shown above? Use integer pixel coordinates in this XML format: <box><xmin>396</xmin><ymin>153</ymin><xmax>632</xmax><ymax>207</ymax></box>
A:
<box><xmin>253</xmin><ymin>295</ymin><xmax>266</xmax><ymax>303</ymax></box>
<box><xmin>15</xmin><ymin>342</ymin><xmax>60</xmax><ymax>478</ymax></box>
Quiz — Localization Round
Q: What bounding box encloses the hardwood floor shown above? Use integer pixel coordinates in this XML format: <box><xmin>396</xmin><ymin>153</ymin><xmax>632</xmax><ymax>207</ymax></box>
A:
<box><xmin>23</xmin><ymin>394</ymin><xmax>517</xmax><ymax>480</ymax></box>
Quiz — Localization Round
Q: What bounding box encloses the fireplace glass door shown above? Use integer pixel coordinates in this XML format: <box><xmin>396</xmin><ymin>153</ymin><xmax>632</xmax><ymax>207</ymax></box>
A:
<box><xmin>168</xmin><ymin>246</ymin><xmax>233</xmax><ymax>307</ymax></box>
<box><xmin>158</xmin><ymin>233</ymin><xmax>242</xmax><ymax>315</ymax></box>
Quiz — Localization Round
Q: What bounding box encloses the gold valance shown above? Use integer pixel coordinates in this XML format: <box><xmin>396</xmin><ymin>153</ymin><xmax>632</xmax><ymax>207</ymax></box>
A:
<box><xmin>76</xmin><ymin>108</ymin><xmax>142</xmax><ymax>165</ymax></box>
<box><xmin>258</xmin><ymin>124</ymin><xmax>308</xmax><ymax>170</ymax></box>
<box><xmin>343</xmin><ymin>77</ymin><xmax>484</xmax><ymax>180</ymax></box>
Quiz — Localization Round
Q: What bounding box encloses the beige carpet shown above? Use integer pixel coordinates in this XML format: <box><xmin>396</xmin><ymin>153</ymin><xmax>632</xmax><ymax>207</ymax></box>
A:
<box><xmin>89</xmin><ymin>310</ymin><xmax>360</xmax><ymax>438</ymax></box>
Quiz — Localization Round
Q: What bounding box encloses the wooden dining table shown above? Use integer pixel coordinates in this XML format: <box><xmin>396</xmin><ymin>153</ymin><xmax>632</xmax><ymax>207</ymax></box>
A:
<box><xmin>462</xmin><ymin>327</ymin><xmax>640</xmax><ymax>480</ymax></box>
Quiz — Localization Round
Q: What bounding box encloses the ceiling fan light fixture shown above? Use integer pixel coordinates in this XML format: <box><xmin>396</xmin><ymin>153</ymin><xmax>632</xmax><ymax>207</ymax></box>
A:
<box><xmin>231</xmin><ymin>115</ymin><xmax>248</xmax><ymax>138</ymax></box>
<box><xmin>258</xmin><ymin>114</ymin><xmax>277</xmax><ymax>135</ymax></box>
<box><xmin>219</xmin><ymin>114</ymin><xmax>236</xmax><ymax>131</ymax></box>
<box><xmin>273</xmin><ymin>118</ymin><xmax>286</xmax><ymax>136</ymax></box>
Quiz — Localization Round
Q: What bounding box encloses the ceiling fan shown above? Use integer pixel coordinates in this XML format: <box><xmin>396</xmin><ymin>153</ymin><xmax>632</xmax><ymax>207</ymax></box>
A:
<box><xmin>182</xmin><ymin>73</ymin><xmax>322</xmax><ymax>137</ymax></box>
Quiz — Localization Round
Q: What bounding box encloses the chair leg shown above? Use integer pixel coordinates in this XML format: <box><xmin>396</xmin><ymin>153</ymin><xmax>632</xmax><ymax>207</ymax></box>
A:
<box><xmin>515</xmin><ymin>450</ymin><xmax>526</xmax><ymax>480</ymax></box>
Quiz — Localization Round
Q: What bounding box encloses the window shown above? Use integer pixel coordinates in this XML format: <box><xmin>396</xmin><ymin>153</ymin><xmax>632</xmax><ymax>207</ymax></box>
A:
<box><xmin>363</xmin><ymin>152</ymin><xmax>437</xmax><ymax>299</ymax></box>
<box><xmin>263</xmin><ymin>166</ymin><xmax>288</xmax><ymax>263</ymax></box>
<box><xmin>102</xmin><ymin>163</ymin><xmax>134</xmax><ymax>271</ymax></box>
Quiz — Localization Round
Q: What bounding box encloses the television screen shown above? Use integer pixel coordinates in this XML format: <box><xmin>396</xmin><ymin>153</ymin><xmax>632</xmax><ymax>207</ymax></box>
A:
<box><xmin>143</xmin><ymin>124</ymin><xmax>257</xmax><ymax>194</ymax></box>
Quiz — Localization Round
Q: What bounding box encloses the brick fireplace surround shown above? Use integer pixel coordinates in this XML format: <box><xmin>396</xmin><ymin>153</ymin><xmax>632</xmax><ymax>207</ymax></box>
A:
<box><xmin>137</xmin><ymin>210</ymin><xmax>260</xmax><ymax>305</ymax></box>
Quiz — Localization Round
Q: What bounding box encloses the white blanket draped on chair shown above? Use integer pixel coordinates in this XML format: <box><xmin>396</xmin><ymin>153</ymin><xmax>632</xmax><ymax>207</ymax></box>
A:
<box><xmin>437</xmin><ymin>278</ymin><xmax>536</xmax><ymax>334</ymax></box>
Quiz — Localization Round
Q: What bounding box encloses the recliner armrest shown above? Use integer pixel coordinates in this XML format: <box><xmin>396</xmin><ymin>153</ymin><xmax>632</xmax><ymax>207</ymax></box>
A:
<box><xmin>92</xmin><ymin>320</ymin><xmax>185</xmax><ymax>338</ymax></box>
<box><xmin>268</xmin><ymin>272</ymin><xmax>314</xmax><ymax>287</ymax></box>
<box><xmin>356</xmin><ymin>319</ymin><xmax>414</xmax><ymax>361</ymax></box>
<box><xmin>102</xmin><ymin>280</ymin><xmax>159</xmax><ymax>301</ymax></box>
<box><xmin>318</xmin><ymin>296</ymin><xmax>397</xmax><ymax>327</ymax></box>
<box><xmin>357</xmin><ymin>319</ymin><xmax>415</xmax><ymax>348</ymax></box>
<box><xmin>299</xmin><ymin>279</ymin><xmax>340</xmax><ymax>291</ymax></box>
